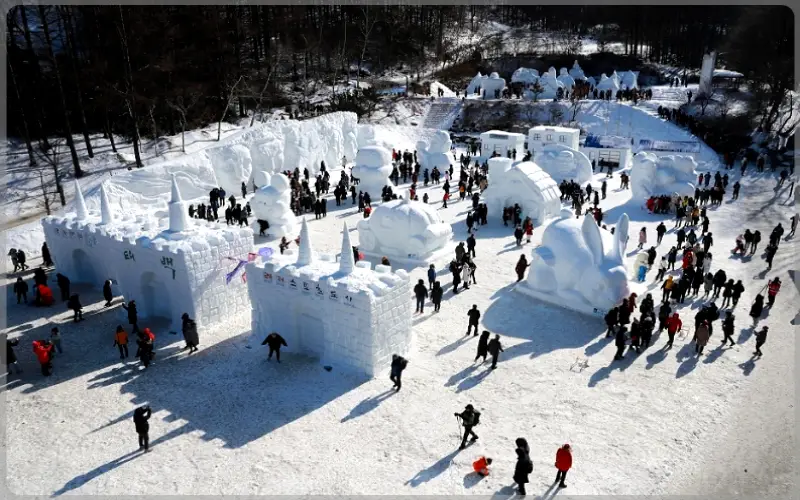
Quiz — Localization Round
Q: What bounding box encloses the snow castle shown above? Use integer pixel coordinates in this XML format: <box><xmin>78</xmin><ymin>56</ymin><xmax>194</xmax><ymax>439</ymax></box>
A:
<box><xmin>41</xmin><ymin>177</ymin><xmax>253</xmax><ymax>330</ymax></box>
<box><xmin>246</xmin><ymin>220</ymin><xmax>413</xmax><ymax>376</ymax></box>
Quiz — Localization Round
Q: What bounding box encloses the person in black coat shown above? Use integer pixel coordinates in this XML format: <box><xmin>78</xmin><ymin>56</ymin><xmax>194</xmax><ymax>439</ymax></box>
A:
<box><xmin>41</xmin><ymin>242</ymin><xmax>53</xmax><ymax>267</ymax></box>
<box><xmin>487</xmin><ymin>335</ymin><xmax>504</xmax><ymax>369</ymax></box>
<box><xmin>455</xmin><ymin>404</ymin><xmax>480</xmax><ymax>449</ymax></box>
<box><xmin>103</xmin><ymin>280</ymin><xmax>114</xmax><ymax>307</ymax></box>
<box><xmin>33</xmin><ymin>267</ymin><xmax>48</xmax><ymax>287</ymax></box>
<box><xmin>390</xmin><ymin>354</ymin><xmax>408</xmax><ymax>391</ymax></box>
<box><xmin>67</xmin><ymin>294</ymin><xmax>83</xmax><ymax>322</ymax></box>
<box><xmin>614</xmin><ymin>325</ymin><xmax>628</xmax><ymax>360</ymax></box>
<box><xmin>6</xmin><ymin>339</ymin><xmax>22</xmax><ymax>375</ymax></box>
<box><xmin>431</xmin><ymin>281</ymin><xmax>443</xmax><ymax>312</ymax></box>
<box><xmin>604</xmin><ymin>307</ymin><xmax>619</xmax><ymax>337</ymax></box>
<box><xmin>413</xmin><ymin>279</ymin><xmax>428</xmax><ymax>314</ymax></box>
<box><xmin>475</xmin><ymin>330</ymin><xmax>490</xmax><ymax>362</ymax></box>
<box><xmin>133</xmin><ymin>405</ymin><xmax>152</xmax><ymax>452</ymax></box>
<box><xmin>122</xmin><ymin>301</ymin><xmax>139</xmax><ymax>333</ymax></box>
<box><xmin>56</xmin><ymin>273</ymin><xmax>70</xmax><ymax>302</ymax></box>
<box><xmin>731</xmin><ymin>280</ymin><xmax>745</xmax><ymax>307</ymax></box>
<box><xmin>749</xmin><ymin>294</ymin><xmax>764</xmax><ymax>324</ymax></box>
<box><xmin>721</xmin><ymin>312</ymin><xmax>736</xmax><ymax>346</ymax></box>
<box><xmin>261</xmin><ymin>332</ymin><xmax>288</xmax><ymax>362</ymax></box>
<box><xmin>13</xmin><ymin>277</ymin><xmax>28</xmax><ymax>304</ymax></box>
<box><xmin>466</xmin><ymin>305</ymin><xmax>481</xmax><ymax>336</ymax></box>
<box><xmin>181</xmin><ymin>313</ymin><xmax>199</xmax><ymax>353</ymax></box>
<box><xmin>513</xmin><ymin>437</ymin><xmax>533</xmax><ymax>495</ymax></box>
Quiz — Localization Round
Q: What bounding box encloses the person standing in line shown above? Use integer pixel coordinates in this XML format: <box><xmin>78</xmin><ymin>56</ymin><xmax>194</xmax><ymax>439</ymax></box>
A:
<box><xmin>413</xmin><ymin>279</ymin><xmax>428</xmax><ymax>314</ymax></box>
<box><xmin>181</xmin><ymin>313</ymin><xmax>199</xmax><ymax>353</ymax></box>
<box><xmin>614</xmin><ymin>325</ymin><xmax>628</xmax><ymax>360</ymax></box>
<box><xmin>475</xmin><ymin>330</ymin><xmax>491</xmax><ymax>363</ymax></box>
<box><xmin>554</xmin><ymin>444</ymin><xmax>572</xmax><ymax>488</ymax></box>
<box><xmin>133</xmin><ymin>405</ymin><xmax>152</xmax><ymax>452</ymax></box>
<box><xmin>389</xmin><ymin>354</ymin><xmax>408</xmax><ymax>391</ymax></box>
<box><xmin>13</xmin><ymin>277</ymin><xmax>28</xmax><ymax>304</ymax></box>
<box><xmin>721</xmin><ymin>312</ymin><xmax>736</xmax><ymax>346</ymax></box>
<box><xmin>261</xmin><ymin>332</ymin><xmax>288</xmax><ymax>362</ymax></box>
<box><xmin>754</xmin><ymin>326</ymin><xmax>768</xmax><ymax>356</ymax></box>
<box><xmin>466</xmin><ymin>305</ymin><xmax>481</xmax><ymax>336</ymax></box>
<box><xmin>431</xmin><ymin>281</ymin><xmax>443</xmax><ymax>312</ymax></box>
<box><xmin>427</xmin><ymin>264</ymin><xmax>436</xmax><ymax>291</ymax></box>
<box><xmin>114</xmin><ymin>325</ymin><xmax>129</xmax><ymax>359</ymax></box>
<box><xmin>487</xmin><ymin>335</ymin><xmax>504</xmax><ymax>369</ymax></box>
<box><xmin>50</xmin><ymin>327</ymin><xmax>63</xmax><ymax>355</ymax></box>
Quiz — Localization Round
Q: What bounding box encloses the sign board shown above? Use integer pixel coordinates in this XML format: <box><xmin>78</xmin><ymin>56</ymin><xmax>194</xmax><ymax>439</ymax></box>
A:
<box><xmin>638</xmin><ymin>139</ymin><xmax>700</xmax><ymax>153</ymax></box>
<box><xmin>585</xmin><ymin>134</ymin><xmax>633</xmax><ymax>149</ymax></box>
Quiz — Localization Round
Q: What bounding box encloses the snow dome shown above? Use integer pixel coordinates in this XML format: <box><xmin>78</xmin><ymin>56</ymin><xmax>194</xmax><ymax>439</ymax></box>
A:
<box><xmin>534</xmin><ymin>144</ymin><xmax>594</xmax><ymax>185</ymax></box>
<box><xmin>630</xmin><ymin>152</ymin><xmax>698</xmax><ymax>199</ymax></box>
<box><xmin>482</xmin><ymin>158</ymin><xmax>562</xmax><ymax>226</ymax></box>
<box><xmin>351</xmin><ymin>146</ymin><xmax>393</xmax><ymax>197</ymax></box>
<box><xmin>511</xmin><ymin>67</ymin><xmax>540</xmax><ymax>84</ymax></box>
<box><xmin>568</xmin><ymin>60</ymin><xmax>586</xmax><ymax>81</ymax></box>
<box><xmin>518</xmin><ymin>212</ymin><xmax>632</xmax><ymax>315</ymax></box>
<box><xmin>416</xmin><ymin>130</ymin><xmax>456</xmax><ymax>172</ymax></box>
<box><xmin>357</xmin><ymin>197</ymin><xmax>453</xmax><ymax>265</ymax></box>
<box><xmin>250</xmin><ymin>172</ymin><xmax>299</xmax><ymax>238</ymax></box>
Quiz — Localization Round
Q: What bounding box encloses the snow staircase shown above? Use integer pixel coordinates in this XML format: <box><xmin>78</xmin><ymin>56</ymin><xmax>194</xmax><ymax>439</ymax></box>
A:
<box><xmin>421</xmin><ymin>98</ymin><xmax>463</xmax><ymax>130</ymax></box>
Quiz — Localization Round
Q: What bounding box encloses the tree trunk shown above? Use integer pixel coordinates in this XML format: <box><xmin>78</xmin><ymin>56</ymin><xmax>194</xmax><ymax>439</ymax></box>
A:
<box><xmin>8</xmin><ymin>58</ymin><xmax>37</xmax><ymax>167</ymax></box>
<box><xmin>117</xmin><ymin>6</ymin><xmax>143</xmax><ymax>168</ymax></box>
<box><xmin>38</xmin><ymin>6</ymin><xmax>83</xmax><ymax>178</ymax></box>
<box><xmin>60</xmin><ymin>6</ymin><xmax>94</xmax><ymax>158</ymax></box>
<box><xmin>39</xmin><ymin>170</ymin><xmax>51</xmax><ymax>216</ymax></box>
<box><xmin>19</xmin><ymin>6</ymin><xmax>50</xmax><ymax>149</ymax></box>
<box><xmin>149</xmin><ymin>103</ymin><xmax>160</xmax><ymax>156</ymax></box>
<box><xmin>106</xmin><ymin>114</ymin><xmax>117</xmax><ymax>153</ymax></box>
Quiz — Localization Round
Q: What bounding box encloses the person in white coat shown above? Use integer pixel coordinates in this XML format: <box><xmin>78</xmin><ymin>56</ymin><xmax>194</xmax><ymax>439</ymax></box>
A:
<box><xmin>702</xmin><ymin>253</ymin><xmax>713</xmax><ymax>274</ymax></box>
<box><xmin>461</xmin><ymin>263</ymin><xmax>472</xmax><ymax>290</ymax></box>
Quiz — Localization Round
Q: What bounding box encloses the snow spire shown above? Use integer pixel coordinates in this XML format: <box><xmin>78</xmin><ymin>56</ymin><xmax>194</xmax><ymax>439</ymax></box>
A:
<box><xmin>339</xmin><ymin>221</ymin><xmax>355</xmax><ymax>275</ymax></box>
<box><xmin>170</xmin><ymin>173</ymin><xmax>183</xmax><ymax>203</ymax></box>
<box><xmin>295</xmin><ymin>218</ymin><xmax>314</xmax><ymax>266</ymax></box>
<box><xmin>168</xmin><ymin>174</ymin><xmax>189</xmax><ymax>232</ymax></box>
<box><xmin>100</xmin><ymin>183</ymin><xmax>114</xmax><ymax>225</ymax></box>
<box><xmin>74</xmin><ymin>179</ymin><xmax>89</xmax><ymax>221</ymax></box>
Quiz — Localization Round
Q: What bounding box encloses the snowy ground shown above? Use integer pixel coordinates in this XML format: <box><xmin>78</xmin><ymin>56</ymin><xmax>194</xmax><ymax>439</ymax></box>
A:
<box><xmin>2</xmin><ymin>142</ymin><xmax>796</xmax><ymax>495</ymax></box>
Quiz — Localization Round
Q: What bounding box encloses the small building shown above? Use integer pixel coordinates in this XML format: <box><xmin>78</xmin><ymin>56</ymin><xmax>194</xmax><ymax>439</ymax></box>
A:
<box><xmin>480</xmin><ymin>130</ymin><xmax>526</xmax><ymax>158</ymax></box>
<box><xmin>482</xmin><ymin>158</ymin><xmax>562</xmax><ymax>226</ymax></box>
<box><xmin>581</xmin><ymin>134</ymin><xmax>634</xmax><ymax>170</ymax></box>
<box><xmin>712</xmin><ymin>69</ymin><xmax>744</xmax><ymax>90</ymax></box>
<box><xmin>246</xmin><ymin>220</ymin><xmax>413</xmax><ymax>377</ymax></box>
<box><xmin>41</xmin><ymin>177</ymin><xmax>253</xmax><ymax>330</ymax></box>
<box><xmin>527</xmin><ymin>126</ymin><xmax>581</xmax><ymax>154</ymax></box>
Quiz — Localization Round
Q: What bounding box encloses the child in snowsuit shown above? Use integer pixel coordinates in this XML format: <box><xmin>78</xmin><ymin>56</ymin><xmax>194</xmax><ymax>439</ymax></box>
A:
<box><xmin>473</xmin><ymin>456</ymin><xmax>493</xmax><ymax>477</ymax></box>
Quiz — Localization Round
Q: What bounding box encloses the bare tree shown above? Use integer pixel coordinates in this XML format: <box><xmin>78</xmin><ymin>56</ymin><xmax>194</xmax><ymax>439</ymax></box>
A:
<box><xmin>548</xmin><ymin>102</ymin><xmax>564</xmax><ymax>125</ymax></box>
<box><xmin>569</xmin><ymin>95</ymin><xmax>583</xmax><ymax>123</ymax></box>
<box><xmin>8</xmin><ymin>56</ymin><xmax>37</xmax><ymax>167</ymax></box>
<box><xmin>218</xmin><ymin>75</ymin><xmax>245</xmax><ymax>141</ymax></box>
<box><xmin>167</xmin><ymin>93</ymin><xmax>201</xmax><ymax>152</ymax></box>
<box><xmin>250</xmin><ymin>46</ymin><xmax>283</xmax><ymax>127</ymax></box>
<box><xmin>696</xmin><ymin>94</ymin><xmax>712</xmax><ymax>116</ymax></box>
<box><xmin>356</xmin><ymin>7</ymin><xmax>377</xmax><ymax>90</ymax></box>
<box><xmin>716</xmin><ymin>91</ymin><xmax>733</xmax><ymax>120</ymax></box>
<box><xmin>117</xmin><ymin>6</ymin><xmax>143</xmax><ymax>168</ymax></box>
<box><xmin>148</xmin><ymin>100</ymin><xmax>160</xmax><ymax>156</ymax></box>
<box><xmin>36</xmin><ymin>139</ymin><xmax>66</xmax><ymax>207</ymax></box>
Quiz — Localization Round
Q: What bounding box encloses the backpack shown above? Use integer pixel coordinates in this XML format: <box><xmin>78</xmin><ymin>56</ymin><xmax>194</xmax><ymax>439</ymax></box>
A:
<box><xmin>472</xmin><ymin>410</ymin><xmax>481</xmax><ymax>426</ymax></box>
<box><xmin>525</xmin><ymin>458</ymin><xmax>533</xmax><ymax>473</ymax></box>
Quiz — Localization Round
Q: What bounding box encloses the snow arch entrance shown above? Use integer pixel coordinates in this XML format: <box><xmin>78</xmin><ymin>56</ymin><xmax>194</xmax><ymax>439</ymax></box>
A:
<box><xmin>140</xmin><ymin>271</ymin><xmax>173</xmax><ymax>321</ymax></box>
<box><xmin>72</xmin><ymin>249</ymin><xmax>98</xmax><ymax>285</ymax></box>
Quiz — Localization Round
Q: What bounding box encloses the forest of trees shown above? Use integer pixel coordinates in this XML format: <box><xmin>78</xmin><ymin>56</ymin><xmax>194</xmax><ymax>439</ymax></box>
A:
<box><xmin>6</xmin><ymin>5</ymin><xmax>794</xmax><ymax>176</ymax></box>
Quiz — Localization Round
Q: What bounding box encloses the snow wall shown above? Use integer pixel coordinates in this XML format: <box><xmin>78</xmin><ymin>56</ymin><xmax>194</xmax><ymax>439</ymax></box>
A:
<box><xmin>629</xmin><ymin>152</ymin><xmax>698</xmax><ymax>200</ymax></box>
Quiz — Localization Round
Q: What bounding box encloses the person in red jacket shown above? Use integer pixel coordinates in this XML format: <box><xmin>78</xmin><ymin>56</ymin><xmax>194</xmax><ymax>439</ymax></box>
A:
<box><xmin>32</xmin><ymin>340</ymin><xmax>54</xmax><ymax>376</ymax></box>
<box><xmin>472</xmin><ymin>456</ymin><xmax>493</xmax><ymax>476</ymax></box>
<box><xmin>666</xmin><ymin>313</ymin><xmax>682</xmax><ymax>348</ymax></box>
<box><xmin>767</xmin><ymin>277</ymin><xmax>781</xmax><ymax>307</ymax></box>
<box><xmin>554</xmin><ymin>444</ymin><xmax>572</xmax><ymax>488</ymax></box>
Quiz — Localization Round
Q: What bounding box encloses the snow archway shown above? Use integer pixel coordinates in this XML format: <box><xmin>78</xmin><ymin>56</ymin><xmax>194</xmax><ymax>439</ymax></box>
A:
<box><xmin>72</xmin><ymin>249</ymin><xmax>98</xmax><ymax>285</ymax></box>
<box><xmin>140</xmin><ymin>271</ymin><xmax>174</xmax><ymax>321</ymax></box>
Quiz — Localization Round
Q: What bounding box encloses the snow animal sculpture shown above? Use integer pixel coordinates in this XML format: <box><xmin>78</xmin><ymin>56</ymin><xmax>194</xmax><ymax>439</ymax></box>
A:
<box><xmin>523</xmin><ymin>211</ymin><xmax>631</xmax><ymax>313</ymax></box>
<box><xmin>534</xmin><ymin>144</ymin><xmax>593</xmax><ymax>185</ymax></box>
<box><xmin>537</xmin><ymin>68</ymin><xmax>565</xmax><ymax>99</ymax></box>
<box><xmin>629</xmin><ymin>152</ymin><xmax>698</xmax><ymax>199</ymax></box>
<box><xmin>357</xmin><ymin>197</ymin><xmax>453</xmax><ymax>262</ymax></box>
<box><xmin>557</xmin><ymin>68</ymin><xmax>576</xmax><ymax>91</ymax></box>
<box><xmin>250</xmin><ymin>172</ymin><xmax>299</xmax><ymax>238</ymax></box>
<box><xmin>351</xmin><ymin>146</ymin><xmax>393</xmax><ymax>197</ymax></box>
<box><xmin>416</xmin><ymin>130</ymin><xmax>457</xmax><ymax>172</ymax></box>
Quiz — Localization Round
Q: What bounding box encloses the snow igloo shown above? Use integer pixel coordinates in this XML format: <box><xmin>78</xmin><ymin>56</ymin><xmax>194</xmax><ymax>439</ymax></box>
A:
<box><xmin>250</xmin><ymin>171</ymin><xmax>299</xmax><ymax>238</ymax></box>
<box><xmin>482</xmin><ymin>158</ymin><xmax>562</xmax><ymax>226</ymax></box>
<box><xmin>246</xmin><ymin>220</ymin><xmax>413</xmax><ymax>377</ymax></box>
<box><xmin>41</xmin><ymin>178</ymin><xmax>253</xmax><ymax>331</ymax></box>
<box><xmin>351</xmin><ymin>146</ymin><xmax>393</xmax><ymax>198</ymax></box>
<box><xmin>416</xmin><ymin>130</ymin><xmax>456</xmax><ymax>172</ymax></box>
<box><xmin>517</xmin><ymin>211</ymin><xmax>632</xmax><ymax>315</ymax></box>
<box><xmin>534</xmin><ymin>144</ymin><xmax>594</xmax><ymax>185</ymax></box>
<box><xmin>357</xmin><ymin>197</ymin><xmax>454</xmax><ymax>266</ymax></box>
<box><xmin>630</xmin><ymin>152</ymin><xmax>698</xmax><ymax>199</ymax></box>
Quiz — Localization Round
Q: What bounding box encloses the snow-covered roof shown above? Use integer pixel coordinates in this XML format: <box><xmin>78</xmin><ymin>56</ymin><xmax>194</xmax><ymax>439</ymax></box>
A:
<box><xmin>529</xmin><ymin>126</ymin><xmax>579</xmax><ymax>135</ymax></box>
<box><xmin>508</xmin><ymin>161</ymin><xmax>561</xmax><ymax>201</ymax></box>
<box><xmin>481</xmin><ymin>130</ymin><xmax>526</xmax><ymax>141</ymax></box>
<box><xmin>713</xmin><ymin>69</ymin><xmax>744</xmax><ymax>79</ymax></box>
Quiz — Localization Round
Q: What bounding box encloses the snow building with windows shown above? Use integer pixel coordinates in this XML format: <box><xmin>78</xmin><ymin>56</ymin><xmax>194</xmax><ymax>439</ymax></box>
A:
<box><xmin>41</xmin><ymin>177</ymin><xmax>253</xmax><ymax>330</ymax></box>
<box><xmin>527</xmin><ymin>125</ymin><xmax>581</xmax><ymax>153</ymax></box>
<box><xmin>246</xmin><ymin>220</ymin><xmax>413</xmax><ymax>377</ymax></box>
<box><xmin>481</xmin><ymin>158</ymin><xmax>562</xmax><ymax>226</ymax></box>
<box><xmin>480</xmin><ymin>130</ymin><xmax>526</xmax><ymax>158</ymax></box>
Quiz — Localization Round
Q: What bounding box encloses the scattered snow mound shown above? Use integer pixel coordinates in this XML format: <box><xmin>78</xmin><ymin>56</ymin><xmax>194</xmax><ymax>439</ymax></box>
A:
<box><xmin>523</xmin><ymin>212</ymin><xmax>632</xmax><ymax>313</ymax></box>
<box><xmin>357</xmin><ymin>198</ymin><xmax>452</xmax><ymax>262</ymax></box>
<box><xmin>534</xmin><ymin>144</ymin><xmax>593</xmax><ymax>185</ymax></box>
<box><xmin>250</xmin><ymin>172</ymin><xmax>299</xmax><ymax>238</ymax></box>
<box><xmin>351</xmin><ymin>146</ymin><xmax>393</xmax><ymax>196</ymax></box>
<box><xmin>482</xmin><ymin>159</ymin><xmax>562</xmax><ymax>225</ymax></box>
<box><xmin>630</xmin><ymin>152</ymin><xmax>698</xmax><ymax>199</ymax></box>
<box><xmin>416</xmin><ymin>130</ymin><xmax>456</xmax><ymax>171</ymax></box>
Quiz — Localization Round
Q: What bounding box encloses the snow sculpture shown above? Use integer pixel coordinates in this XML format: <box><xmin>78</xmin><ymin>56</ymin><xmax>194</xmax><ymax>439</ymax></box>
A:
<box><xmin>416</xmin><ymin>130</ymin><xmax>456</xmax><ymax>172</ymax></box>
<box><xmin>480</xmin><ymin>130</ymin><xmax>526</xmax><ymax>158</ymax></box>
<box><xmin>698</xmin><ymin>52</ymin><xmax>717</xmax><ymax>97</ymax></box>
<box><xmin>518</xmin><ymin>212</ymin><xmax>632</xmax><ymax>314</ymax></box>
<box><xmin>99</xmin><ymin>184</ymin><xmax>114</xmax><ymax>225</ymax></box>
<box><xmin>41</xmin><ymin>181</ymin><xmax>253</xmax><ymax>330</ymax></box>
<box><xmin>595</xmin><ymin>73</ymin><xmax>620</xmax><ymax>92</ymax></box>
<box><xmin>557</xmin><ymin>68</ymin><xmax>576</xmax><ymax>91</ymax></box>
<box><xmin>246</xmin><ymin>222</ymin><xmax>413</xmax><ymax>377</ymax></box>
<box><xmin>351</xmin><ymin>146</ymin><xmax>392</xmax><ymax>197</ymax></box>
<box><xmin>357</xmin><ymin>197</ymin><xmax>454</xmax><ymax>265</ymax></box>
<box><xmin>466</xmin><ymin>72</ymin><xmax>484</xmax><ymax>95</ymax></box>
<box><xmin>466</xmin><ymin>72</ymin><xmax>506</xmax><ymax>99</ymax></box>
<box><xmin>536</xmin><ymin>68</ymin><xmax>565</xmax><ymax>99</ymax></box>
<box><xmin>534</xmin><ymin>144</ymin><xmax>593</xmax><ymax>185</ymax></box>
<box><xmin>482</xmin><ymin>159</ymin><xmax>561</xmax><ymax>225</ymax></box>
<box><xmin>568</xmin><ymin>60</ymin><xmax>586</xmax><ymax>81</ymax></box>
<box><xmin>73</xmin><ymin>179</ymin><xmax>89</xmax><ymax>221</ymax></box>
<box><xmin>586</xmin><ymin>76</ymin><xmax>597</xmax><ymax>87</ymax></box>
<box><xmin>206</xmin><ymin>144</ymin><xmax>253</xmax><ymax>195</ymax></box>
<box><xmin>167</xmin><ymin>175</ymin><xmax>189</xmax><ymax>232</ymax></box>
<box><xmin>528</xmin><ymin>126</ymin><xmax>581</xmax><ymax>152</ymax></box>
<box><xmin>511</xmin><ymin>67</ymin><xmax>540</xmax><ymax>84</ymax></box>
<box><xmin>630</xmin><ymin>152</ymin><xmax>698</xmax><ymax>199</ymax></box>
<box><xmin>250</xmin><ymin>171</ymin><xmax>299</xmax><ymax>238</ymax></box>
<box><xmin>619</xmin><ymin>70</ymin><xmax>639</xmax><ymax>90</ymax></box>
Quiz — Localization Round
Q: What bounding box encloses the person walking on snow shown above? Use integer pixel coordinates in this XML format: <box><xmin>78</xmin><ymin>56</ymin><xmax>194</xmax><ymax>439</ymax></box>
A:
<box><xmin>67</xmin><ymin>294</ymin><xmax>84</xmax><ymax>322</ymax></box>
<box><xmin>515</xmin><ymin>255</ymin><xmax>529</xmax><ymax>282</ymax></box>
<box><xmin>754</xmin><ymin>326</ymin><xmax>768</xmax><ymax>356</ymax></box>
<box><xmin>32</xmin><ymin>340</ymin><xmax>54</xmax><ymax>376</ymax></box>
<box><xmin>49</xmin><ymin>327</ymin><xmax>63</xmax><ymax>355</ymax></box>
<box><xmin>475</xmin><ymin>330</ymin><xmax>491</xmax><ymax>362</ymax></box>
<box><xmin>614</xmin><ymin>325</ymin><xmax>628</xmax><ymax>360</ymax></box>
<box><xmin>767</xmin><ymin>277</ymin><xmax>781</xmax><ymax>307</ymax></box>
<box><xmin>455</xmin><ymin>404</ymin><xmax>481</xmax><ymax>449</ymax></box>
<box><xmin>133</xmin><ymin>405</ymin><xmax>152</xmax><ymax>452</ymax></box>
<box><xmin>656</xmin><ymin>222</ymin><xmax>667</xmax><ymax>245</ymax></box>
<box><xmin>513</xmin><ymin>438</ymin><xmax>533</xmax><ymax>495</ymax></box>
<box><xmin>181</xmin><ymin>313</ymin><xmax>199</xmax><ymax>353</ymax></box>
<box><xmin>554</xmin><ymin>444</ymin><xmax>572</xmax><ymax>488</ymax></box>
<box><xmin>695</xmin><ymin>320</ymin><xmax>710</xmax><ymax>355</ymax></box>
<box><xmin>6</xmin><ymin>338</ymin><xmax>22</xmax><ymax>375</ymax></box>
<box><xmin>261</xmin><ymin>332</ymin><xmax>287</xmax><ymax>362</ymax></box>
<box><xmin>13</xmin><ymin>277</ymin><xmax>28</xmax><ymax>304</ymax></box>
<box><xmin>56</xmin><ymin>273</ymin><xmax>71</xmax><ymax>302</ymax></box>
<box><xmin>431</xmin><ymin>281</ymin><xmax>444</xmax><ymax>312</ymax></box>
<box><xmin>487</xmin><ymin>335</ymin><xmax>504</xmax><ymax>369</ymax></box>
<box><xmin>637</xmin><ymin>227</ymin><xmax>647</xmax><ymax>249</ymax></box>
<box><xmin>466</xmin><ymin>305</ymin><xmax>481</xmax><ymax>336</ymax></box>
<box><xmin>721</xmin><ymin>312</ymin><xmax>736</xmax><ymax>346</ymax></box>
<box><xmin>114</xmin><ymin>325</ymin><xmax>129</xmax><ymax>359</ymax></box>
<box><xmin>390</xmin><ymin>354</ymin><xmax>408</xmax><ymax>391</ymax></box>
<box><xmin>414</xmin><ymin>279</ymin><xmax>428</xmax><ymax>313</ymax></box>
<box><xmin>103</xmin><ymin>280</ymin><xmax>114</xmax><ymax>307</ymax></box>
<box><xmin>514</xmin><ymin>225</ymin><xmax>524</xmax><ymax>246</ymax></box>
<box><xmin>122</xmin><ymin>300</ymin><xmax>140</xmax><ymax>333</ymax></box>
